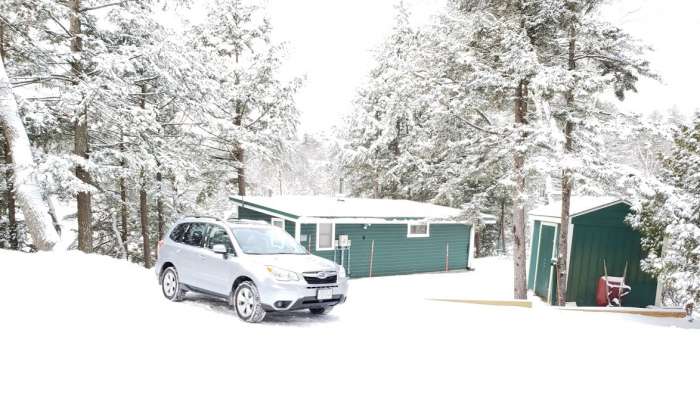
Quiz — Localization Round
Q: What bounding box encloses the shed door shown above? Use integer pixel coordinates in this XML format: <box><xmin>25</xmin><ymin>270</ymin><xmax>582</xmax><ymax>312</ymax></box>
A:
<box><xmin>535</xmin><ymin>225</ymin><xmax>557</xmax><ymax>300</ymax></box>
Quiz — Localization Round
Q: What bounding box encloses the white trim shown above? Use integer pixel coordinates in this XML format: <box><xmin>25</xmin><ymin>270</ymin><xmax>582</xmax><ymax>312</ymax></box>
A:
<box><xmin>654</xmin><ymin>279</ymin><xmax>663</xmax><ymax>306</ymax></box>
<box><xmin>270</xmin><ymin>217</ymin><xmax>285</xmax><ymax>230</ymax></box>
<box><xmin>468</xmin><ymin>224</ymin><xmax>475</xmax><ymax>268</ymax></box>
<box><xmin>529</xmin><ymin>214</ymin><xmax>565</xmax><ymax>225</ymax></box>
<box><xmin>546</xmin><ymin>223</ymin><xmax>558</xmax><ymax>304</ymax></box>
<box><xmin>230</xmin><ymin>200</ymin><xmax>297</xmax><ymax>222</ymax></box>
<box><xmin>529</xmin><ymin>199</ymin><xmax>632</xmax><ymax>221</ymax></box>
<box><xmin>298</xmin><ymin>217</ymin><xmax>465</xmax><ymax>225</ymax></box>
<box><xmin>566</xmin><ymin>222</ymin><xmax>574</xmax><ymax>275</ymax></box>
<box><xmin>294</xmin><ymin>222</ymin><xmax>301</xmax><ymax>242</ymax></box>
<box><xmin>569</xmin><ymin>199</ymin><xmax>631</xmax><ymax>219</ymax></box>
<box><xmin>406</xmin><ymin>222</ymin><xmax>430</xmax><ymax>238</ymax></box>
<box><xmin>315</xmin><ymin>223</ymin><xmax>335</xmax><ymax>251</ymax></box>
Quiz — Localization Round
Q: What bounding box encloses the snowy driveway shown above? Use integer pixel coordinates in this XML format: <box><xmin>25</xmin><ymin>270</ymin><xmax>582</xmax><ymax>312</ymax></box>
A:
<box><xmin>0</xmin><ymin>250</ymin><xmax>697</xmax><ymax>401</ymax></box>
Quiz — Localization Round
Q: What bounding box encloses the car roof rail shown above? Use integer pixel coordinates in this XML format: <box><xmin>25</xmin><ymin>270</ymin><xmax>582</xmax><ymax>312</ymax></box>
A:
<box><xmin>226</xmin><ymin>219</ymin><xmax>270</xmax><ymax>225</ymax></box>
<box><xmin>182</xmin><ymin>214</ymin><xmax>223</xmax><ymax>221</ymax></box>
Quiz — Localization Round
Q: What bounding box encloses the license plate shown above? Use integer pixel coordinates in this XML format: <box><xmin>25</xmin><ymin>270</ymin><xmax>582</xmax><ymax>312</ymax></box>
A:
<box><xmin>317</xmin><ymin>288</ymin><xmax>333</xmax><ymax>300</ymax></box>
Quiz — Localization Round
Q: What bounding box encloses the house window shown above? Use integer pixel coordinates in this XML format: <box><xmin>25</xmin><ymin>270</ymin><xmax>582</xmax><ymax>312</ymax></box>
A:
<box><xmin>271</xmin><ymin>217</ymin><xmax>285</xmax><ymax>230</ymax></box>
<box><xmin>407</xmin><ymin>223</ymin><xmax>430</xmax><ymax>238</ymax></box>
<box><xmin>316</xmin><ymin>223</ymin><xmax>335</xmax><ymax>250</ymax></box>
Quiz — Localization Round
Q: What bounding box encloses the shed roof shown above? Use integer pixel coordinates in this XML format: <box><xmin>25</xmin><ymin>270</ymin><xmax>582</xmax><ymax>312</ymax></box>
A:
<box><xmin>529</xmin><ymin>196</ymin><xmax>629</xmax><ymax>220</ymax></box>
<box><xmin>230</xmin><ymin>195</ymin><xmax>470</xmax><ymax>222</ymax></box>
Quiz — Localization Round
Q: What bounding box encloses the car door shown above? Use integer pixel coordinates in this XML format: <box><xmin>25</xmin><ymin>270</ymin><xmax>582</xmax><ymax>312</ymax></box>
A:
<box><xmin>177</xmin><ymin>222</ymin><xmax>208</xmax><ymax>289</ymax></box>
<box><xmin>192</xmin><ymin>224</ymin><xmax>240</xmax><ymax>296</ymax></box>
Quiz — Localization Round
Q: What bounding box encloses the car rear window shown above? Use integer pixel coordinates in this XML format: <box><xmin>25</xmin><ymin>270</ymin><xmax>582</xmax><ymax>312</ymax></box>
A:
<box><xmin>169</xmin><ymin>223</ymin><xmax>189</xmax><ymax>242</ymax></box>
<box><xmin>181</xmin><ymin>222</ymin><xmax>207</xmax><ymax>247</ymax></box>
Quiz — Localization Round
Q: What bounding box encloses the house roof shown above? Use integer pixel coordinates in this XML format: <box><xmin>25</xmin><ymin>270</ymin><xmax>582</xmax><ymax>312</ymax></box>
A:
<box><xmin>529</xmin><ymin>196</ymin><xmax>629</xmax><ymax>220</ymax></box>
<box><xmin>230</xmin><ymin>195</ymin><xmax>469</xmax><ymax>222</ymax></box>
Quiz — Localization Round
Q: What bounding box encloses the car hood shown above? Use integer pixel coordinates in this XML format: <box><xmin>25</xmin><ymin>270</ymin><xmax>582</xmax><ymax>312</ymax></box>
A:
<box><xmin>242</xmin><ymin>253</ymin><xmax>340</xmax><ymax>274</ymax></box>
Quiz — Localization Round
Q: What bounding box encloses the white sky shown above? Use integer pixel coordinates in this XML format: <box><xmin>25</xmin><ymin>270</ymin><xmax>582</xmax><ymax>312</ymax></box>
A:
<box><xmin>266</xmin><ymin>0</ymin><xmax>700</xmax><ymax>134</ymax></box>
<box><xmin>267</xmin><ymin>0</ymin><xmax>443</xmax><ymax>134</ymax></box>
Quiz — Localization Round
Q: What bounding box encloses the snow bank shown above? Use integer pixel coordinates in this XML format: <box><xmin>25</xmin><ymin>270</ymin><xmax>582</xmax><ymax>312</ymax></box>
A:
<box><xmin>0</xmin><ymin>251</ymin><xmax>697</xmax><ymax>401</ymax></box>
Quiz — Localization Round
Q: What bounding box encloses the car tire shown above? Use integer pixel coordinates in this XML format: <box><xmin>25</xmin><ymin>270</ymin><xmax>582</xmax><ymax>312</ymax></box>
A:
<box><xmin>232</xmin><ymin>281</ymin><xmax>266</xmax><ymax>323</ymax></box>
<box><xmin>161</xmin><ymin>267</ymin><xmax>183</xmax><ymax>302</ymax></box>
<box><xmin>309</xmin><ymin>307</ymin><xmax>332</xmax><ymax>315</ymax></box>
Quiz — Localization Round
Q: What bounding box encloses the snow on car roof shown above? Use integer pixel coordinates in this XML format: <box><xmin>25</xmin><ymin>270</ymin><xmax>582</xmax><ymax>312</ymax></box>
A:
<box><xmin>529</xmin><ymin>196</ymin><xmax>627</xmax><ymax>219</ymax></box>
<box><xmin>230</xmin><ymin>195</ymin><xmax>465</xmax><ymax>221</ymax></box>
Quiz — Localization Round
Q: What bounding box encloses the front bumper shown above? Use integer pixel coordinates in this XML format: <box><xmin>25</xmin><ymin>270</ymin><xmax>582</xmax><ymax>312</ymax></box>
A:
<box><xmin>258</xmin><ymin>276</ymin><xmax>349</xmax><ymax>312</ymax></box>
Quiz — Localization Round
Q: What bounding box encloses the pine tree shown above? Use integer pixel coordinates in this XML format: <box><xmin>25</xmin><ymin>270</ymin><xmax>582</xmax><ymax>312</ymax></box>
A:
<box><xmin>630</xmin><ymin>115</ymin><xmax>700</xmax><ymax>306</ymax></box>
<box><xmin>544</xmin><ymin>0</ymin><xmax>655</xmax><ymax>305</ymax></box>
<box><xmin>188</xmin><ymin>0</ymin><xmax>301</xmax><ymax>198</ymax></box>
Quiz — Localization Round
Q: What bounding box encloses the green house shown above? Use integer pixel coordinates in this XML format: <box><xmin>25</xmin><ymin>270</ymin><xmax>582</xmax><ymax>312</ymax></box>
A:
<box><xmin>527</xmin><ymin>197</ymin><xmax>658</xmax><ymax>307</ymax></box>
<box><xmin>230</xmin><ymin>195</ymin><xmax>476</xmax><ymax>278</ymax></box>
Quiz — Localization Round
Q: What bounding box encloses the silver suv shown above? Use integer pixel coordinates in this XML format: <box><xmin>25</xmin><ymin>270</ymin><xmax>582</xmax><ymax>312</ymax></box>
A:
<box><xmin>155</xmin><ymin>216</ymin><xmax>348</xmax><ymax>323</ymax></box>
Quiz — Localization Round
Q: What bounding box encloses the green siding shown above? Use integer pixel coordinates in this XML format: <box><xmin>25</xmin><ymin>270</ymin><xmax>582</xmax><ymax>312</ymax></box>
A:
<box><xmin>237</xmin><ymin>207</ymin><xmax>274</xmax><ymax>222</ymax></box>
<box><xmin>300</xmin><ymin>223</ymin><xmax>471</xmax><ymax>278</ymax></box>
<box><xmin>284</xmin><ymin>220</ymin><xmax>296</xmax><ymax>237</ymax></box>
<box><xmin>527</xmin><ymin>221</ymin><xmax>541</xmax><ymax>290</ymax></box>
<box><xmin>567</xmin><ymin>203</ymin><xmax>656</xmax><ymax>307</ymax></box>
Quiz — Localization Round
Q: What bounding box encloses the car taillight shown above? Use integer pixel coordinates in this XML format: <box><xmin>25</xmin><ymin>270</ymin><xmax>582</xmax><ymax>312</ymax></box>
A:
<box><xmin>157</xmin><ymin>239</ymin><xmax>164</xmax><ymax>252</ymax></box>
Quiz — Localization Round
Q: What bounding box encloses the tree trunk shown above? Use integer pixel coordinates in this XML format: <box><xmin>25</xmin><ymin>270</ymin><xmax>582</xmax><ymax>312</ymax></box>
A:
<box><xmin>0</xmin><ymin>61</ymin><xmax>59</xmax><ymax>250</ymax></box>
<box><xmin>155</xmin><ymin>169</ymin><xmax>164</xmax><ymax>259</ymax></box>
<box><xmin>556</xmin><ymin>22</ymin><xmax>577</xmax><ymax>306</ymax></box>
<box><xmin>137</xmin><ymin>83</ymin><xmax>151</xmax><ymax>268</ymax></box>
<box><xmin>70</xmin><ymin>0</ymin><xmax>92</xmax><ymax>252</ymax></box>
<box><xmin>499</xmin><ymin>198</ymin><xmax>506</xmax><ymax>254</ymax></box>
<box><xmin>119</xmin><ymin>138</ymin><xmax>128</xmax><ymax>259</ymax></box>
<box><xmin>140</xmin><ymin>176</ymin><xmax>151</xmax><ymax>268</ymax></box>
<box><xmin>474</xmin><ymin>228</ymin><xmax>481</xmax><ymax>258</ymax></box>
<box><xmin>234</xmin><ymin>145</ymin><xmax>246</xmax><ymax>195</ymax></box>
<box><xmin>512</xmin><ymin>79</ymin><xmax>529</xmax><ymax>300</ymax></box>
<box><xmin>2</xmin><ymin>128</ymin><xmax>17</xmax><ymax>249</ymax></box>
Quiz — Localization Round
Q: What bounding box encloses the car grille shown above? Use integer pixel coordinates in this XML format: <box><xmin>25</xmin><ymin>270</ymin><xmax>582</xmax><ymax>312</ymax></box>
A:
<box><xmin>303</xmin><ymin>272</ymin><xmax>337</xmax><ymax>284</ymax></box>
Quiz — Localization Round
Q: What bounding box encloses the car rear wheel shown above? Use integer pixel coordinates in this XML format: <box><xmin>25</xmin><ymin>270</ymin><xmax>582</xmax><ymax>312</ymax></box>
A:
<box><xmin>161</xmin><ymin>267</ymin><xmax>183</xmax><ymax>302</ymax></box>
<box><xmin>309</xmin><ymin>307</ymin><xmax>332</xmax><ymax>315</ymax></box>
<box><xmin>232</xmin><ymin>281</ymin><xmax>266</xmax><ymax>323</ymax></box>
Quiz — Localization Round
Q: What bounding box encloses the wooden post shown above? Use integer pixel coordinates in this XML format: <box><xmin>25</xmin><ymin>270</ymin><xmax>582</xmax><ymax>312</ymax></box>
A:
<box><xmin>369</xmin><ymin>240</ymin><xmax>375</xmax><ymax>277</ymax></box>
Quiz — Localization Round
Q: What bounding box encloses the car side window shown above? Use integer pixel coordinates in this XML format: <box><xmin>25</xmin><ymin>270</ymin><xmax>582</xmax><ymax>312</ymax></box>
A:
<box><xmin>169</xmin><ymin>223</ymin><xmax>189</xmax><ymax>242</ymax></box>
<box><xmin>206</xmin><ymin>224</ymin><xmax>235</xmax><ymax>255</ymax></box>
<box><xmin>181</xmin><ymin>222</ymin><xmax>207</xmax><ymax>247</ymax></box>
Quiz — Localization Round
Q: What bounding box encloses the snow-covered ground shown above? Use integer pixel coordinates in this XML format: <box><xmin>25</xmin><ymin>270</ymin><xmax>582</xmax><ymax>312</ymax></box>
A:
<box><xmin>0</xmin><ymin>250</ymin><xmax>697</xmax><ymax>401</ymax></box>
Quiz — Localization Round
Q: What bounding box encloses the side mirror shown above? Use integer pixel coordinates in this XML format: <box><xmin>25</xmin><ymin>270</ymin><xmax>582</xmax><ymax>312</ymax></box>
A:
<box><xmin>212</xmin><ymin>244</ymin><xmax>228</xmax><ymax>254</ymax></box>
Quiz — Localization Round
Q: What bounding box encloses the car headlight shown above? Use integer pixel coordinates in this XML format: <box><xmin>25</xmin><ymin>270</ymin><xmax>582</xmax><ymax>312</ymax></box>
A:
<box><xmin>266</xmin><ymin>266</ymin><xmax>300</xmax><ymax>281</ymax></box>
<box><xmin>337</xmin><ymin>264</ymin><xmax>347</xmax><ymax>278</ymax></box>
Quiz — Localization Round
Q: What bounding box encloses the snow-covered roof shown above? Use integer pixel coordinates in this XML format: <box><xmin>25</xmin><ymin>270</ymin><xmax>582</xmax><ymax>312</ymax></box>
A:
<box><xmin>230</xmin><ymin>195</ymin><xmax>466</xmax><ymax>222</ymax></box>
<box><xmin>529</xmin><ymin>196</ymin><xmax>628</xmax><ymax>220</ymax></box>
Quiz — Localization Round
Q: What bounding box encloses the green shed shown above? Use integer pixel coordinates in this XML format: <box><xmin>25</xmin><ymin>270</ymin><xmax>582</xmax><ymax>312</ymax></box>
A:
<box><xmin>229</xmin><ymin>195</ymin><xmax>479</xmax><ymax>278</ymax></box>
<box><xmin>527</xmin><ymin>197</ymin><xmax>658</xmax><ymax>307</ymax></box>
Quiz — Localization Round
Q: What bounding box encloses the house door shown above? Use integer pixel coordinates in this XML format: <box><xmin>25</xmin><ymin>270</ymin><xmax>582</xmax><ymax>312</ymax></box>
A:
<box><xmin>534</xmin><ymin>225</ymin><xmax>557</xmax><ymax>300</ymax></box>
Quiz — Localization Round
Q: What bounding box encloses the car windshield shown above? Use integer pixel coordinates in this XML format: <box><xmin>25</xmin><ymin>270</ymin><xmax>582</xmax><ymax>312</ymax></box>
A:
<box><xmin>230</xmin><ymin>225</ymin><xmax>308</xmax><ymax>255</ymax></box>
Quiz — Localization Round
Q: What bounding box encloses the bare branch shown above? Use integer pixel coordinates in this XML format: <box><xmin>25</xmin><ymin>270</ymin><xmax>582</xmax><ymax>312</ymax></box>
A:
<box><xmin>80</xmin><ymin>1</ymin><xmax>130</xmax><ymax>13</ymax></box>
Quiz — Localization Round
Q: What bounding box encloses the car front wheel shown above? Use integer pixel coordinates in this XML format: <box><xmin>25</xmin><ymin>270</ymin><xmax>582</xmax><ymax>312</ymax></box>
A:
<box><xmin>232</xmin><ymin>281</ymin><xmax>266</xmax><ymax>323</ymax></box>
<box><xmin>161</xmin><ymin>267</ymin><xmax>183</xmax><ymax>302</ymax></box>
